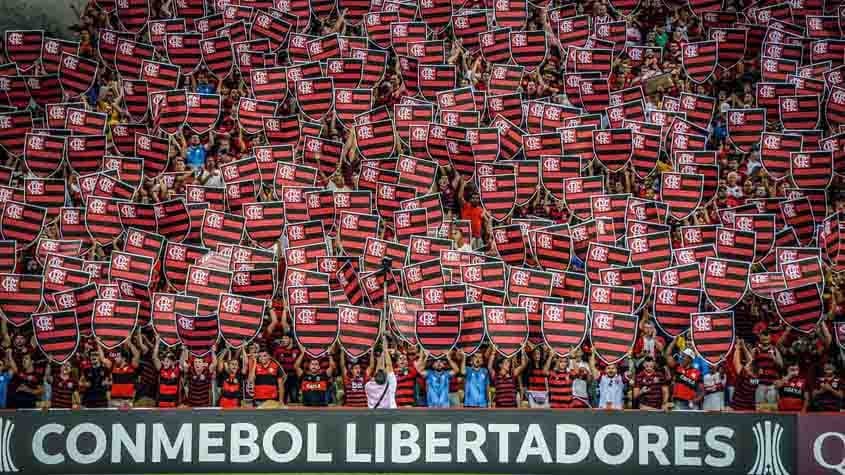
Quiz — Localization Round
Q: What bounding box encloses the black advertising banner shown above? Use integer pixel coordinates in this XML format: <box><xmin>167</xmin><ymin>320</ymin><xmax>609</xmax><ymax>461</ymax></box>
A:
<box><xmin>0</xmin><ymin>410</ymin><xmax>797</xmax><ymax>475</ymax></box>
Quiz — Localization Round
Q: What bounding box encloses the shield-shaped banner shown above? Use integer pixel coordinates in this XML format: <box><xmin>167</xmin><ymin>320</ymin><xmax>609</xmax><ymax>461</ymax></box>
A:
<box><xmin>592</xmin><ymin>128</ymin><xmax>632</xmax><ymax>172</ymax></box>
<box><xmin>217</xmin><ymin>293</ymin><xmax>265</xmax><ymax>349</ymax></box>
<box><xmin>293</xmin><ymin>306</ymin><xmax>338</xmax><ymax>358</ymax></box>
<box><xmin>703</xmin><ymin>257</ymin><xmax>750</xmax><ymax>311</ymax></box>
<box><xmin>456</xmin><ymin>302</ymin><xmax>484</xmax><ymax>355</ymax></box>
<box><xmin>92</xmin><ymin>299</ymin><xmax>139</xmax><ymax>350</ymax></box>
<box><xmin>589</xmin><ymin>284</ymin><xmax>635</xmax><ymax>314</ymax></box>
<box><xmin>789</xmin><ymin>151</ymin><xmax>832</xmax><ymax>189</ymax></box>
<box><xmin>773</xmin><ymin>284</ymin><xmax>823</xmax><ymax>333</ymax></box>
<box><xmin>659</xmin><ymin>172</ymin><xmax>703</xmax><ymax>221</ymax></box>
<box><xmin>32</xmin><ymin>310</ymin><xmax>79</xmax><ymax>364</ymax></box>
<box><xmin>589</xmin><ymin>311</ymin><xmax>638</xmax><ymax>365</ymax></box>
<box><xmin>415</xmin><ymin>308</ymin><xmax>460</xmax><ymax>358</ymax></box>
<box><xmin>151</xmin><ymin>293</ymin><xmax>198</xmax><ymax>347</ymax></box>
<box><xmin>689</xmin><ymin>311</ymin><xmax>735</xmax><ymax>366</ymax></box>
<box><xmin>478</xmin><ymin>174</ymin><xmax>516</xmax><ymax>222</ymax></box>
<box><xmin>585</xmin><ymin>242</ymin><xmax>631</xmax><ymax>283</ymax></box>
<box><xmin>0</xmin><ymin>274</ymin><xmax>42</xmax><ymax>327</ymax></box>
<box><xmin>681</xmin><ymin>41</ymin><xmax>718</xmax><ymax>84</ymax></box>
<box><xmin>58</xmin><ymin>52</ymin><xmax>99</xmax><ymax>99</ymax></box>
<box><xmin>484</xmin><ymin>306</ymin><xmax>528</xmax><ymax>358</ymax></box>
<box><xmin>1</xmin><ymin>201</ymin><xmax>47</xmax><ymax>245</ymax></box>
<box><xmin>175</xmin><ymin>313</ymin><xmax>219</xmax><ymax>357</ymax></box>
<box><xmin>533</xmin><ymin>229</ymin><xmax>571</xmax><ymax>271</ymax></box>
<box><xmin>779</xmin><ymin>95</ymin><xmax>820</xmax><ymax>130</ymax></box>
<box><xmin>185</xmin><ymin>265</ymin><xmax>232</xmax><ymax>315</ymax></box>
<box><xmin>652</xmin><ymin>286</ymin><xmax>702</xmax><ymax>337</ymax></box>
<box><xmin>337</xmin><ymin>304</ymin><xmax>382</xmax><ymax>358</ymax></box>
<box><xmin>199</xmin><ymin>36</ymin><xmax>234</xmax><ymax>79</ymax></box>
<box><xmin>726</xmin><ymin>108</ymin><xmax>766</xmax><ymax>153</ymax></box>
<box><xmin>541</xmin><ymin>302</ymin><xmax>587</xmax><ymax>357</ymax></box>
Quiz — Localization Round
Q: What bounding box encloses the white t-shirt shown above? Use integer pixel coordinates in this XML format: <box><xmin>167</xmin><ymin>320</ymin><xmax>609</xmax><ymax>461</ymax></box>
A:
<box><xmin>365</xmin><ymin>373</ymin><xmax>397</xmax><ymax>409</ymax></box>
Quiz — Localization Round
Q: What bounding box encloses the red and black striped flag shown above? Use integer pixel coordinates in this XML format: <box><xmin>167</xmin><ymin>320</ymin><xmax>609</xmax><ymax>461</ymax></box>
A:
<box><xmin>734</xmin><ymin>213</ymin><xmax>775</xmax><ymax>263</ymax></box>
<box><xmin>681</xmin><ymin>41</ymin><xmax>717</xmax><ymax>84</ymax></box>
<box><xmin>563</xmin><ymin>176</ymin><xmax>605</xmax><ymax>219</ymax></box>
<box><xmin>84</xmin><ymin>197</ymin><xmax>124</xmax><ymax>246</ymax></box>
<box><xmin>628</xmin><ymin>231</ymin><xmax>672</xmax><ymax>270</ymax></box>
<box><xmin>134</xmin><ymin>133</ymin><xmax>170</xmax><ymax>178</ymax></box>
<box><xmin>599</xmin><ymin>266</ymin><xmax>651</xmax><ymax>313</ymax></box>
<box><xmin>585</xmin><ymin>242</ymin><xmax>631</xmax><ymax>283</ymax></box>
<box><xmin>393</xmin><ymin>208</ymin><xmax>427</xmax><ymax>246</ymax></box>
<box><xmin>151</xmin><ymin>293</ymin><xmax>198</xmax><ymax>347</ymax></box>
<box><xmin>65</xmin><ymin>135</ymin><xmax>106</xmax><ymax>176</ymax></box>
<box><xmin>715</xmin><ymin>227</ymin><xmax>757</xmax><ymax>263</ymax></box>
<box><xmin>478</xmin><ymin>174</ymin><xmax>516</xmax><ymax>222</ymax></box>
<box><xmin>4</xmin><ymin>30</ymin><xmax>43</xmax><ymax>73</ymax></box>
<box><xmin>243</xmin><ymin>201</ymin><xmax>284</xmax><ymax>249</ymax></box>
<box><xmin>420</xmin><ymin>283</ymin><xmax>467</xmax><ymax>309</ymax></box>
<box><xmin>52</xmin><ymin>283</ymin><xmax>95</xmax><ymax>336</ymax></box>
<box><xmin>703</xmin><ymin>257</ymin><xmax>750</xmax><ymax>311</ymax></box>
<box><xmin>460</xmin><ymin>261</ymin><xmax>506</xmax><ymax>294</ymax></box>
<box><xmin>773</xmin><ymin>284</ymin><xmax>823</xmax><ymax>333</ymax></box>
<box><xmin>293</xmin><ymin>306</ymin><xmax>338</xmax><ymax>358</ymax></box>
<box><xmin>417</xmin><ymin>64</ymin><xmax>455</xmax><ymax>101</ymax></box>
<box><xmin>659</xmin><ymin>172</ymin><xmax>703</xmax><ymax>221</ymax></box>
<box><xmin>761</xmin><ymin>57</ymin><xmax>797</xmax><ymax>83</ymax></box>
<box><xmin>185</xmin><ymin>93</ymin><xmax>220</xmax><ymax>135</ymax></box>
<box><xmin>590</xmin><ymin>310</ymin><xmax>638</xmax><ymax>365</ymax></box>
<box><xmin>578</xmin><ymin>77</ymin><xmax>610</xmax><ymax>114</ymax></box>
<box><xmin>415</xmin><ymin>308</ymin><xmax>460</xmax><ymax>358</ymax></box>
<box><xmin>592</xmin><ymin>128</ymin><xmax>632</xmax><ymax>172</ymax></box>
<box><xmin>749</xmin><ymin>272</ymin><xmax>786</xmax><ymax>299</ymax></box>
<box><xmin>217</xmin><ymin>293</ymin><xmax>265</xmax><ymax>349</ymax></box>
<box><xmin>176</xmin><ymin>312</ymin><xmax>219</xmax><ymax>357</ymax></box>
<box><xmin>589</xmin><ymin>284</ymin><xmax>635</xmax><ymax>314</ymax></box>
<box><xmin>480</xmin><ymin>28</ymin><xmax>512</xmax><ymax>64</ymax></box>
<box><xmin>32</xmin><ymin>310</ymin><xmax>79</xmax><ymax>364</ymax></box>
<box><xmin>251</xmin><ymin>10</ymin><xmax>291</xmax><ymax>51</ymax></box>
<box><xmin>491</xmin><ymin>224</ymin><xmax>526</xmax><ymax>267</ymax></box>
<box><xmin>200</xmin><ymin>36</ymin><xmax>234</xmax><ymax>80</ymax></box>
<box><xmin>779</xmin><ymin>197</ymin><xmax>815</xmax><ymax>246</ymax></box>
<box><xmin>0</xmin><ymin>274</ymin><xmax>42</xmax><ymax>327</ymax></box>
<box><xmin>1</xmin><ymin>200</ymin><xmax>46</xmax><ymax>244</ymax></box>
<box><xmin>121</xmin><ymin>79</ymin><xmax>149</xmax><ymax>121</ymax></box>
<box><xmin>689</xmin><ymin>311</ymin><xmax>735</xmax><ymax>366</ymax></box>
<box><xmin>114</xmin><ymin>39</ymin><xmax>155</xmax><ymax>79</ymax></box>
<box><xmin>509</xmin><ymin>31</ymin><xmax>546</xmax><ymax>72</ymax></box>
<box><xmin>759</xmin><ymin>132</ymin><xmax>801</xmax><ymax>181</ymax></box>
<box><xmin>484</xmin><ymin>306</ymin><xmax>528</xmax><ymax>357</ymax></box>
<box><xmin>779</xmin><ymin>95</ymin><xmax>820</xmax><ymax>130</ymax></box>
<box><xmin>185</xmin><ymin>265</ymin><xmax>232</xmax><ymax>315</ymax></box>
<box><xmin>201</xmin><ymin>209</ymin><xmax>245</xmax><ymax>249</ymax></box>
<box><xmin>58</xmin><ymin>52</ymin><xmax>99</xmax><ymax>99</ymax></box>
<box><xmin>23</xmin><ymin>133</ymin><xmax>65</xmax><ymax>177</ymax></box>
<box><xmin>337</xmin><ymin>304</ymin><xmax>381</xmax><ymax>358</ymax></box>
<box><xmin>92</xmin><ymin>299</ymin><xmax>139</xmax><ymax>350</ymax></box>
<box><xmin>757</xmin><ymin>82</ymin><xmax>795</xmax><ymax>120</ymax></box>
<box><xmin>287</xmin><ymin>284</ymin><xmax>332</xmax><ymax>308</ymax></box>
<box><xmin>337</xmin><ymin>212</ymin><xmax>380</xmax><ymax>257</ymax></box>
<box><xmin>109</xmin><ymin>250</ymin><xmax>154</xmax><ymax>286</ymax></box>
<box><xmin>678</xmin><ymin>93</ymin><xmax>716</xmax><ymax>130</ymax></box>
<box><xmin>0</xmin><ymin>110</ymin><xmax>32</xmax><ymax>158</ymax></box>
<box><xmin>295</xmin><ymin>77</ymin><xmax>334</xmax><ymax>122</ymax></box>
<box><xmin>573</xmin><ymin>47</ymin><xmax>613</xmax><ymax>77</ymax></box>
<box><xmin>235</xmin><ymin>97</ymin><xmax>277</xmax><ymax>135</ymax></box>
<box><xmin>153</xmin><ymin>199</ymin><xmax>190</xmax><ymax>243</ymax></box>
<box><xmin>164</xmin><ymin>32</ymin><xmax>202</xmax><ymax>75</ymax></box>
<box><xmin>455</xmin><ymin>303</ymin><xmax>484</xmax><ymax>355</ymax></box>
<box><xmin>150</xmin><ymin>89</ymin><xmax>187</xmax><ymax>135</ymax></box>
<box><xmin>231</xmin><ymin>267</ymin><xmax>276</xmax><ymax>302</ymax></box>
<box><xmin>541</xmin><ymin>302</ymin><xmax>587</xmax><ymax>357</ymax></box>
<box><xmin>710</xmin><ymin>28</ymin><xmax>746</xmax><ymax>70</ymax></box>
<box><xmin>533</xmin><ymin>230</ymin><xmax>571</xmax><ymax>272</ymax></box>
<box><xmin>652</xmin><ymin>285</ymin><xmax>702</xmax><ymax>337</ymax></box>
<box><xmin>539</xmin><ymin>155</ymin><xmax>579</xmax><ymax>200</ymax></box>
<box><xmin>24</xmin><ymin>178</ymin><xmax>65</xmax><ymax>219</ymax></box>
<box><xmin>780</xmin><ymin>256</ymin><xmax>824</xmax><ymax>291</ymax></box>
<box><xmin>355</xmin><ymin>120</ymin><xmax>395</xmax><ymax>159</ymax></box>
<box><xmin>507</xmin><ymin>266</ymin><xmax>553</xmax><ymax>300</ymax></box>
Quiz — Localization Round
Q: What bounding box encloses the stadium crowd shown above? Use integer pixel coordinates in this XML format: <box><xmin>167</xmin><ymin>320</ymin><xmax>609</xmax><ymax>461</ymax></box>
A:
<box><xmin>0</xmin><ymin>0</ymin><xmax>843</xmax><ymax>413</ymax></box>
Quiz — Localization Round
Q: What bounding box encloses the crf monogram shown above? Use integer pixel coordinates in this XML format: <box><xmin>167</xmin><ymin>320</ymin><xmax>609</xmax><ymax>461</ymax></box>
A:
<box><xmin>693</xmin><ymin>315</ymin><xmax>712</xmax><ymax>331</ymax></box>
<box><xmin>592</xmin><ymin>287</ymin><xmax>609</xmax><ymax>303</ymax></box>
<box><xmin>594</xmin><ymin>312</ymin><xmax>613</xmax><ymax>330</ymax></box>
<box><xmin>418</xmin><ymin>312</ymin><xmax>437</xmax><ymax>326</ymax></box>
<box><xmin>155</xmin><ymin>296</ymin><xmax>173</xmax><ymax>312</ymax></box>
<box><xmin>221</xmin><ymin>296</ymin><xmax>241</xmax><ymax>314</ymax></box>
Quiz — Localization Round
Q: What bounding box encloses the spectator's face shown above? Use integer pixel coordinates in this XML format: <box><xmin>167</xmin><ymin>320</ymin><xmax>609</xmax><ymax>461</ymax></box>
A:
<box><xmin>163</xmin><ymin>355</ymin><xmax>174</xmax><ymax>369</ymax></box>
<box><xmin>824</xmin><ymin>363</ymin><xmax>835</xmax><ymax>375</ymax></box>
<box><xmin>61</xmin><ymin>363</ymin><xmax>72</xmax><ymax>376</ymax></box>
<box><xmin>351</xmin><ymin>363</ymin><xmax>362</xmax><ymax>377</ymax></box>
<box><xmin>398</xmin><ymin>353</ymin><xmax>408</xmax><ymax>368</ymax></box>
<box><xmin>470</xmin><ymin>192</ymin><xmax>480</xmax><ymax>206</ymax></box>
<box><xmin>259</xmin><ymin>351</ymin><xmax>270</xmax><ymax>365</ymax></box>
<box><xmin>191</xmin><ymin>135</ymin><xmax>200</xmax><ymax>145</ymax></box>
<box><xmin>308</xmin><ymin>359</ymin><xmax>320</xmax><ymax>373</ymax></box>
<box><xmin>194</xmin><ymin>357</ymin><xmax>207</xmax><ymax>371</ymax></box>
<box><xmin>644</xmin><ymin>360</ymin><xmax>655</xmax><ymax>372</ymax></box>
<box><xmin>434</xmin><ymin>359</ymin><xmax>446</xmax><ymax>371</ymax></box>
<box><xmin>227</xmin><ymin>359</ymin><xmax>239</xmax><ymax>374</ymax></box>
<box><xmin>787</xmin><ymin>364</ymin><xmax>799</xmax><ymax>377</ymax></box>
<box><xmin>606</xmin><ymin>364</ymin><xmax>617</xmax><ymax>377</ymax></box>
<box><xmin>471</xmin><ymin>354</ymin><xmax>483</xmax><ymax>368</ymax></box>
<box><xmin>555</xmin><ymin>357</ymin><xmax>567</xmax><ymax>371</ymax></box>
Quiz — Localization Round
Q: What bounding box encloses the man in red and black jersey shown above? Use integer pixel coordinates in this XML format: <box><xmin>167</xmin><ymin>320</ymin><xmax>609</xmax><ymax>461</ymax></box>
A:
<box><xmin>341</xmin><ymin>350</ymin><xmax>374</xmax><ymax>407</ymax></box>
<box><xmin>47</xmin><ymin>362</ymin><xmax>78</xmax><ymax>409</ymax></box>
<box><xmin>664</xmin><ymin>337</ymin><xmax>702</xmax><ymax>410</ymax></box>
<box><xmin>812</xmin><ymin>362</ymin><xmax>842</xmax><ymax>411</ymax></box>
<box><xmin>272</xmin><ymin>334</ymin><xmax>301</xmax><ymax>404</ymax></box>
<box><xmin>12</xmin><ymin>353</ymin><xmax>42</xmax><ymax>408</ymax></box>
<box><xmin>545</xmin><ymin>354</ymin><xmax>577</xmax><ymax>408</ymax></box>
<box><xmin>488</xmin><ymin>347</ymin><xmax>528</xmax><ymax>408</ymax></box>
<box><xmin>134</xmin><ymin>332</ymin><xmax>159</xmax><ymax>404</ymax></box>
<box><xmin>295</xmin><ymin>344</ymin><xmax>335</xmax><ymax>407</ymax></box>
<box><xmin>102</xmin><ymin>339</ymin><xmax>141</xmax><ymax>408</ymax></box>
<box><xmin>186</xmin><ymin>350</ymin><xmax>217</xmax><ymax>407</ymax></box>
<box><xmin>731</xmin><ymin>339</ymin><xmax>761</xmax><ymax>411</ymax></box>
<box><xmin>751</xmin><ymin>330</ymin><xmax>783</xmax><ymax>406</ymax></box>
<box><xmin>250</xmin><ymin>346</ymin><xmax>285</xmax><ymax>407</ymax></box>
<box><xmin>634</xmin><ymin>356</ymin><xmax>668</xmax><ymax>410</ymax></box>
<box><xmin>392</xmin><ymin>349</ymin><xmax>421</xmax><ymax>407</ymax></box>
<box><xmin>152</xmin><ymin>338</ymin><xmax>182</xmax><ymax>408</ymax></box>
<box><xmin>217</xmin><ymin>347</ymin><xmax>248</xmax><ymax>408</ymax></box>
<box><xmin>775</xmin><ymin>362</ymin><xmax>809</xmax><ymax>412</ymax></box>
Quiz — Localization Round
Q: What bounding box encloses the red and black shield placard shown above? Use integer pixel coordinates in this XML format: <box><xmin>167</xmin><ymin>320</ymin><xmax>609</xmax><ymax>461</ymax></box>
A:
<box><xmin>681</xmin><ymin>41</ymin><xmax>717</xmax><ymax>84</ymax></box>
<box><xmin>760</xmin><ymin>132</ymin><xmax>801</xmax><ymax>181</ymax></box>
<box><xmin>590</xmin><ymin>311</ymin><xmax>638</xmax><ymax>365</ymax></box>
<box><xmin>541</xmin><ymin>302</ymin><xmax>587</xmax><ymax>357</ymax></box>
<box><xmin>659</xmin><ymin>172</ymin><xmax>703</xmax><ymax>221</ymax></box>
<box><xmin>453</xmin><ymin>303</ymin><xmax>483</xmax><ymax>355</ymax></box>
<box><xmin>185</xmin><ymin>265</ymin><xmax>232</xmax><ymax>315</ymax></box>
<box><xmin>592</xmin><ymin>128</ymin><xmax>632</xmax><ymax>172</ymax></box>
<box><xmin>337</xmin><ymin>212</ymin><xmax>380</xmax><ymax>257</ymax></box>
<box><xmin>1</xmin><ymin>200</ymin><xmax>46</xmax><ymax>245</ymax></box>
<box><xmin>779</xmin><ymin>197</ymin><xmax>815</xmax><ymax>246</ymax></box>
<box><xmin>415</xmin><ymin>308</ymin><xmax>460</xmax><ymax>358</ymax></box>
<box><xmin>509</xmin><ymin>30</ymin><xmax>546</xmax><ymax>72</ymax></box>
<box><xmin>32</xmin><ymin>310</ymin><xmax>79</xmax><ymax>364</ymax></box>
<box><xmin>58</xmin><ymin>52</ymin><xmax>99</xmax><ymax>99</ymax></box>
<box><xmin>773</xmin><ymin>284</ymin><xmax>823</xmax><ymax>333</ymax></box>
<box><xmin>628</xmin><ymin>231</ymin><xmax>672</xmax><ymax>270</ymax></box>
<box><xmin>293</xmin><ymin>306</ymin><xmax>338</xmax><ymax>358</ymax></box>
<box><xmin>164</xmin><ymin>32</ymin><xmax>202</xmax><ymax>75</ymax></box>
<box><xmin>780</xmin><ymin>256</ymin><xmax>824</xmax><ymax>291</ymax></box>
<box><xmin>484</xmin><ymin>306</ymin><xmax>528</xmax><ymax>358</ymax></box>
<box><xmin>23</xmin><ymin>133</ymin><xmax>65</xmax><ymax>178</ymax></box>
<box><xmin>337</xmin><ymin>304</ymin><xmax>382</xmax><ymax>358</ymax></box>
<box><xmin>563</xmin><ymin>176</ymin><xmax>605</xmax><ymax>219</ymax></box>
<box><xmin>652</xmin><ymin>286</ymin><xmax>702</xmax><ymax>337</ymax></box>
<box><xmin>689</xmin><ymin>311</ymin><xmax>735</xmax><ymax>366</ymax></box>
<box><xmin>714</xmin><ymin>227</ymin><xmax>757</xmax><ymax>263</ymax></box>
<box><xmin>92</xmin><ymin>299</ymin><xmax>139</xmax><ymax>350</ymax></box>
<box><xmin>0</xmin><ymin>110</ymin><xmax>32</xmax><ymax>158</ymax></box>
<box><xmin>217</xmin><ymin>293</ymin><xmax>265</xmax><ymax>349</ymax></box>
<box><xmin>185</xmin><ymin>93</ymin><xmax>220</xmax><ymax>135</ymax></box>
<box><xmin>726</xmin><ymin>108</ymin><xmax>766</xmax><ymax>153</ymax></box>
<box><xmin>52</xmin><ymin>283</ymin><xmax>95</xmax><ymax>336</ymax></box>
<box><xmin>478</xmin><ymin>174</ymin><xmax>516</xmax><ymax>222</ymax></box>
<box><xmin>200</xmin><ymin>209</ymin><xmax>245</xmax><ymax>249</ymax></box>
<box><xmin>163</xmin><ymin>241</ymin><xmax>208</xmax><ymax>290</ymax></box>
<box><xmin>779</xmin><ymin>95</ymin><xmax>820</xmax><ymax>130</ymax></box>
<box><xmin>108</xmin><ymin>250</ymin><xmax>154</xmax><ymax>286</ymax></box>
<box><xmin>703</xmin><ymin>257</ymin><xmax>750</xmax><ymax>311</ymax></box>
<box><xmin>533</xmin><ymin>229</ymin><xmax>571</xmax><ymax>272</ymax></box>
<box><xmin>151</xmin><ymin>293</ymin><xmax>198</xmax><ymax>347</ymax></box>
<box><xmin>585</xmin><ymin>242</ymin><xmax>631</xmax><ymax>283</ymax></box>
<box><xmin>175</xmin><ymin>312</ymin><xmax>219</xmax><ymax>357</ymax></box>
<box><xmin>789</xmin><ymin>150</ymin><xmax>832</xmax><ymax>189</ymax></box>
<box><xmin>295</xmin><ymin>77</ymin><xmax>334</xmax><ymax>122</ymax></box>
<box><xmin>417</xmin><ymin>64</ymin><xmax>456</xmax><ymax>101</ymax></box>
<box><xmin>200</xmin><ymin>36</ymin><xmax>234</xmax><ymax>79</ymax></box>
<box><xmin>0</xmin><ymin>274</ymin><xmax>42</xmax><ymax>327</ymax></box>
<box><xmin>589</xmin><ymin>284</ymin><xmax>635</xmax><ymax>314</ymax></box>
<box><xmin>4</xmin><ymin>30</ymin><xmax>44</xmax><ymax>73</ymax></box>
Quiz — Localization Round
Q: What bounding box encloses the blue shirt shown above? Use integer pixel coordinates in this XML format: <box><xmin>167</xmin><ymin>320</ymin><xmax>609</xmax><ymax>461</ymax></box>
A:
<box><xmin>426</xmin><ymin>370</ymin><xmax>451</xmax><ymax>408</ymax></box>
<box><xmin>186</xmin><ymin>145</ymin><xmax>207</xmax><ymax>168</ymax></box>
<box><xmin>197</xmin><ymin>83</ymin><xmax>215</xmax><ymax>94</ymax></box>
<box><xmin>0</xmin><ymin>371</ymin><xmax>12</xmax><ymax>408</ymax></box>
<box><xmin>464</xmin><ymin>367</ymin><xmax>489</xmax><ymax>407</ymax></box>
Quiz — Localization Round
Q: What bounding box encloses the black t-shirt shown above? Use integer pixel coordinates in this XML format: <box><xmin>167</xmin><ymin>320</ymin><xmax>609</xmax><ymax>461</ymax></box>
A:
<box><xmin>82</xmin><ymin>366</ymin><xmax>108</xmax><ymax>406</ymax></box>
<box><xmin>300</xmin><ymin>372</ymin><xmax>330</xmax><ymax>406</ymax></box>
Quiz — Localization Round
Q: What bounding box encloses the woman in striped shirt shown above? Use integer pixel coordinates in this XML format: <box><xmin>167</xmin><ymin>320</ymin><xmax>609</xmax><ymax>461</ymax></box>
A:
<box><xmin>488</xmin><ymin>347</ymin><xmax>528</xmax><ymax>408</ymax></box>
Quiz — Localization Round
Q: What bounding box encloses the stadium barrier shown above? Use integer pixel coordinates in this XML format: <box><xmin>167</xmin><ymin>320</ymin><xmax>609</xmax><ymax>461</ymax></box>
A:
<box><xmin>0</xmin><ymin>408</ymin><xmax>840</xmax><ymax>474</ymax></box>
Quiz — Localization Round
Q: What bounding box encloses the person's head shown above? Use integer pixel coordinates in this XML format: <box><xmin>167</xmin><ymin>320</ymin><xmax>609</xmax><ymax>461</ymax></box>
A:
<box><xmin>193</xmin><ymin>355</ymin><xmax>208</xmax><ymax>372</ymax></box>
<box><xmin>786</xmin><ymin>362</ymin><xmax>800</xmax><ymax>378</ymax></box>
<box><xmin>350</xmin><ymin>362</ymin><xmax>362</xmax><ymax>377</ymax></box>
<box><xmin>555</xmin><ymin>356</ymin><xmax>568</xmax><ymax>371</ymax></box>
<box><xmin>823</xmin><ymin>362</ymin><xmax>835</xmax><ymax>376</ymax></box>
<box><xmin>433</xmin><ymin>358</ymin><xmax>447</xmax><ymax>371</ymax></box>
<box><xmin>469</xmin><ymin>191</ymin><xmax>481</xmax><ymax>206</ymax></box>
<box><xmin>258</xmin><ymin>349</ymin><xmax>271</xmax><ymax>365</ymax></box>
<box><xmin>162</xmin><ymin>352</ymin><xmax>175</xmax><ymax>369</ymax></box>
<box><xmin>190</xmin><ymin>134</ymin><xmax>200</xmax><ymax>146</ymax></box>
<box><xmin>643</xmin><ymin>321</ymin><xmax>656</xmax><ymax>336</ymax></box>
<box><xmin>60</xmin><ymin>362</ymin><xmax>72</xmax><ymax>376</ymax></box>
<box><xmin>681</xmin><ymin>348</ymin><xmax>696</xmax><ymax>366</ymax></box>
<box><xmin>498</xmin><ymin>357</ymin><xmax>511</xmax><ymax>374</ymax></box>
<box><xmin>726</xmin><ymin>172</ymin><xmax>738</xmax><ymax>186</ymax></box>
<box><xmin>451</xmin><ymin>228</ymin><xmax>465</xmax><ymax>245</ymax></box>
<box><xmin>374</xmin><ymin>369</ymin><xmax>387</xmax><ymax>385</ymax></box>
<box><xmin>332</xmin><ymin>174</ymin><xmax>345</xmax><ymax>187</ymax></box>
<box><xmin>759</xmin><ymin>330</ymin><xmax>771</xmax><ymax>345</ymax></box>
<box><xmin>308</xmin><ymin>359</ymin><xmax>321</xmax><ymax>374</ymax></box>
<box><xmin>13</xmin><ymin>334</ymin><xmax>25</xmax><ymax>348</ymax></box>
<box><xmin>114</xmin><ymin>350</ymin><xmax>127</xmax><ymax>366</ymax></box>
<box><xmin>643</xmin><ymin>356</ymin><xmax>656</xmax><ymax>373</ymax></box>
<box><xmin>89</xmin><ymin>352</ymin><xmax>101</xmax><ymax>368</ymax></box>
<box><xmin>471</xmin><ymin>353</ymin><xmax>484</xmax><ymax>368</ymax></box>
<box><xmin>606</xmin><ymin>363</ymin><xmax>618</xmax><ymax>377</ymax></box>
<box><xmin>397</xmin><ymin>352</ymin><xmax>409</xmax><ymax>369</ymax></box>
<box><xmin>226</xmin><ymin>358</ymin><xmax>240</xmax><ymax>374</ymax></box>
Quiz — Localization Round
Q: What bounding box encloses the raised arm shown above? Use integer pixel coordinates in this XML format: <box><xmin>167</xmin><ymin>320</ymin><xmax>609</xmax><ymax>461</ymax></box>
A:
<box><xmin>446</xmin><ymin>351</ymin><xmax>460</xmax><ymax>376</ymax></box>
<box><xmin>514</xmin><ymin>349</ymin><xmax>529</xmax><ymax>377</ymax></box>
<box><xmin>383</xmin><ymin>343</ymin><xmax>394</xmax><ymax>375</ymax></box>
<box><xmin>152</xmin><ymin>337</ymin><xmax>162</xmax><ymax>370</ymax></box>
<box><xmin>294</xmin><ymin>343</ymin><xmax>306</xmax><ymax>378</ymax></box>
<box><xmin>415</xmin><ymin>349</ymin><xmax>429</xmax><ymax>376</ymax></box>
<box><xmin>127</xmin><ymin>339</ymin><xmax>141</xmax><ymax>367</ymax></box>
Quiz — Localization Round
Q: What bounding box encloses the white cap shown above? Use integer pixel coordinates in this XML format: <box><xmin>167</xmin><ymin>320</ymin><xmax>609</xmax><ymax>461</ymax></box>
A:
<box><xmin>682</xmin><ymin>348</ymin><xmax>696</xmax><ymax>359</ymax></box>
